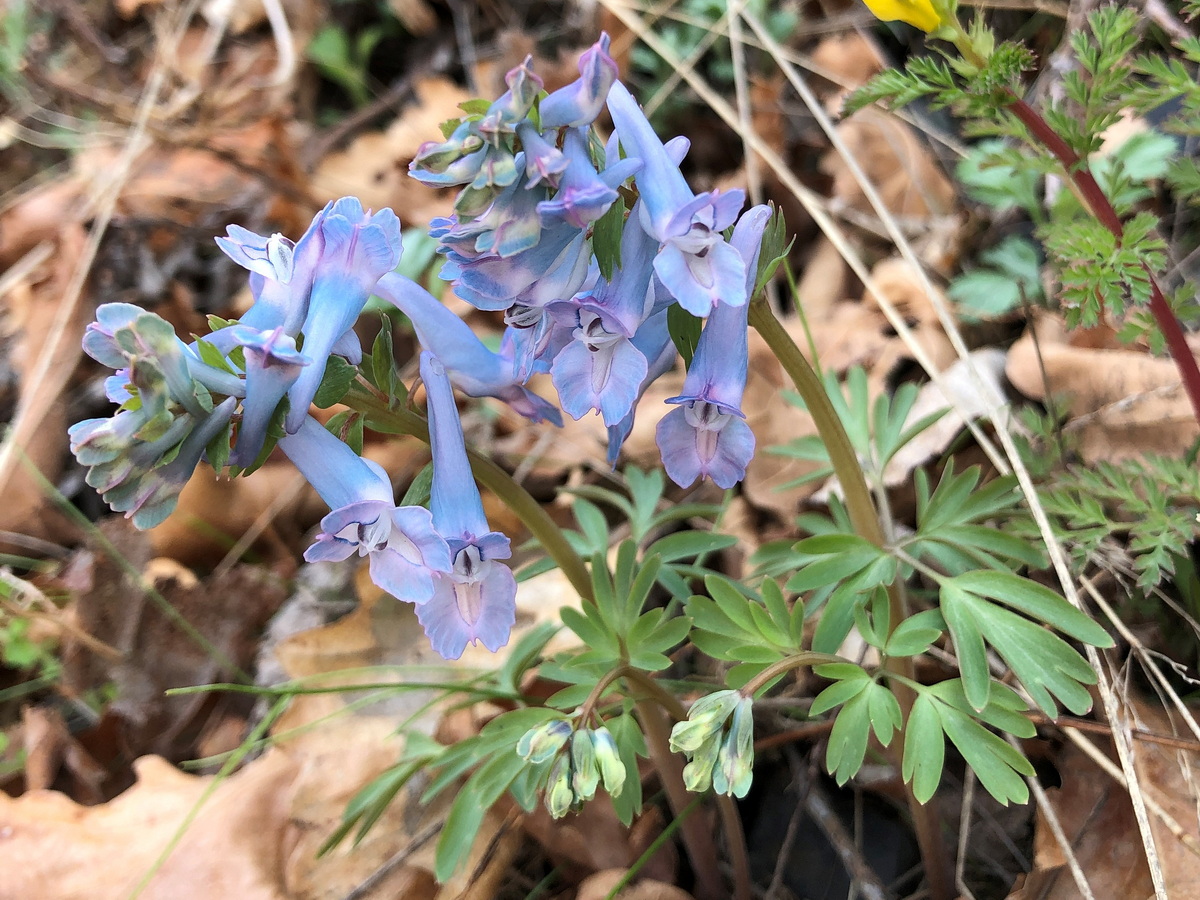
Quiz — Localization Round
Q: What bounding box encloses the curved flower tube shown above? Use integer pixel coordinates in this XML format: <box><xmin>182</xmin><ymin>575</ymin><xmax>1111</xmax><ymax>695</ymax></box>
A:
<box><xmin>373</xmin><ymin>272</ymin><xmax>562</xmax><ymax>425</ymax></box>
<box><xmin>417</xmin><ymin>352</ymin><xmax>517</xmax><ymax>659</ymax></box>
<box><xmin>279</xmin><ymin>416</ymin><xmax>452</xmax><ymax>605</ymax></box>
<box><xmin>285</xmin><ymin>199</ymin><xmax>402</xmax><ymax>432</ymax></box>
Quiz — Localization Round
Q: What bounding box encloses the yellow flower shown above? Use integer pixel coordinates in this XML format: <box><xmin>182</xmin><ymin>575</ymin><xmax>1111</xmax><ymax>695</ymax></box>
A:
<box><xmin>861</xmin><ymin>0</ymin><xmax>943</xmax><ymax>32</ymax></box>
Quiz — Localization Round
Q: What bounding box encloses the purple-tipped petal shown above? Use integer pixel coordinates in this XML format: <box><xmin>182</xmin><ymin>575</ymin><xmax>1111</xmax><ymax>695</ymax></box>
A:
<box><xmin>418</xmin><ymin>560</ymin><xmax>517</xmax><ymax>659</ymax></box>
<box><xmin>656</xmin><ymin>404</ymin><xmax>755</xmax><ymax>490</ymax></box>
<box><xmin>539</xmin><ymin>34</ymin><xmax>619</xmax><ymax>129</ymax></box>
<box><xmin>552</xmin><ymin>328</ymin><xmax>648</xmax><ymax>426</ymax></box>
<box><xmin>303</xmin><ymin>499</ymin><xmax>451</xmax><ymax>605</ymax></box>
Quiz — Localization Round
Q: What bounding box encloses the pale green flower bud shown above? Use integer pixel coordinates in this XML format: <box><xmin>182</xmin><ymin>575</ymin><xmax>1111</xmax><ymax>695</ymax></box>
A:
<box><xmin>517</xmin><ymin>718</ymin><xmax>572</xmax><ymax>764</ymax></box>
<box><xmin>669</xmin><ymin>690</ymin><xmax>741</xmax><ymax>753</ymax></box>
<box><xmin>571</xmin><ymin>730</ymin><xmax>601</xmax><ymax>800</ymax></box>
<box><xmin>682</xmin><ymin>733</ymin><xmax>722</xmax><ymax>793</ymax></box>
<box><xmin>712</xmin><ymin>697</ymin><xmax>754</xmax><ymax>798</ymax></box>
<box><xmin>592</xmin><ymin>726</ymin><xmax>626</xmax><ymax>798</ymax></box>
<box><xmin>546</xmin><ymin>754</ymin><xmax>576</xmax><ymax>819</ymax></box>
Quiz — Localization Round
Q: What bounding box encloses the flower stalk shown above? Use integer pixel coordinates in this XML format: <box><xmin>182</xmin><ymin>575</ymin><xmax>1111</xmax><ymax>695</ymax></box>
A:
<box><xmin>747</xmin><ymin>298</ymin><xmax>954</xmax><ymax>900</ymax></box>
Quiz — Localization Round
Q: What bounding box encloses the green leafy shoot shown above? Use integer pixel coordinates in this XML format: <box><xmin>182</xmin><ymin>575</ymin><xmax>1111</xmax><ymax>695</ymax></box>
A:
<box><xmin>687</xmin><ymin>574</ymin><xmax>804</xmax><ymax>687</ymax></box>
<box><xmin>772</xmin><ymin>366</ymin><xmax>947</xmax><ymax>491</ymax></box>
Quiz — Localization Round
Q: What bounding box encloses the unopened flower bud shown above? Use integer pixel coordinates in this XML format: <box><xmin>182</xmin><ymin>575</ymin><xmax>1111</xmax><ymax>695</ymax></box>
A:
<box><xmin>546</xmin><ymin>754</ymin><xmax>576</xmax><ymax>819</ymax></box>
<box><xmin>713</xmin><ymin>697</ymin><xmax>755</xmax><ymax>798</ymax></box>
<box><xmin>669</xmin><ymin>690</ymin><xmax>740</xmax><ymax>753</ymax></box>
<box><xmin>570</xmin><ymin>730</ymin><xmax>600</xmax><ymax>800</ymax></box>
<box><xmin>682</xmin><ymin>733</ymin><xmax>722</xmax><ymax>793</ymax></box>
<box><xmin>517</xmin><ymin>719</ymin><xmax>572</xmax><ymax>764</ymax></box>
<box><xmin>592</xmin><ymin>726</ymin><xmax>626</xmax><ymax>798</ymax></box>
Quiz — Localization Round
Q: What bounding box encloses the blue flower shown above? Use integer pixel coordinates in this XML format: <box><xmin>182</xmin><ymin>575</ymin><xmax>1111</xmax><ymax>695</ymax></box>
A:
<box><xmin>655</xmin><ymin>205</ymin><xmax>771</xmax><ymax>489</ymax></box>
<box><xmin>279</xmin><ymin>416</ymin><xmax>452</xmax><ymax>604</ymax></box>
<box><xmin>373</xmin><ymin>272</ymin><xmax>562</xmax><ymax>425</ymax></box>
<box><xmin>606</xmin><ymin>82</ymin><xmax>747</xmax><ymax>316</ymax></box>
<box><xmin>548</xmin><ymin>206</ymin><xmax>659</xmax><ymax>426</ymax></box>
<box><xmin>539</xmin><ymin>34</ymin><xmax>620</xmax><ymax>129</ymax></box>
<box><xmin>228</xmin><ymin>325</ymin><xmax>310</xmax><ymax>467</ymax></box>
<box><xmin>417</xmin><ymin>352</ymin><xmax>516</xmax><ymax>659</ymax></box>
<box><xmin>284</xmin><ymin>198</ymin><xmax>401</xmax><ymax>432</ymax></box>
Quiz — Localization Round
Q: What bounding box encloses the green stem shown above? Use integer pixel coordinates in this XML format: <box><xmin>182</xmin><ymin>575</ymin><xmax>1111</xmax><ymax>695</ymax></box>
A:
<box><xmin>738</xmin><ymin>651</ymin><xmax>847</xmax><ymax>699</ymax></box>
<box><xmin>747</xmin><ymin>301</ymin><xmax>884</xmax><ymax>545</ymax></box>
<box><xmin>747</xmin><ymin>299</ymin><xmax>953</xmax><ymax>900</ymax></box>
<box><xmin>343</xmin><ymin>384</ymin><xmax>593</xmax><ymax>603</ymax></box>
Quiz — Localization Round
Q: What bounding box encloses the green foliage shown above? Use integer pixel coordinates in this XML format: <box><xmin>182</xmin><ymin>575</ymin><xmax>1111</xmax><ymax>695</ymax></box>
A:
<box><xmin>772</xmin><ymin>365</ymin><xmax>947</xmax><ymax>491</ymax></box>
<box><xmin>629</xmin><ymin>0</ymin><xmax>796</xmax><ymax>127</ymax></box>
<box><xmin>593</xmin><ymin>195</ymin><xmax>627</xmax><ymax>283</ymax></box>
<box><xmin>903</xmin><ymin>680</ymin><xmax>1035</xmax><ymax>804</ymax></box>
<box><xmin>1009</xmin><ymin>424</ymin><xmax>1200</xmax><ymax>592</ymax></box>
<box><xmin>948</xmin><ymin>235</ymin><xmax>1043</xmax><ymax>320</ymax></box>
<box><xmin>307</xmin><ymin>23</ymin><xmax>386</xmax><ymax>108</ymax></box>
<box><xmin>687</xmin><ymin>575</ymin><xmax>805</xmax><ymax>687</ymax></box>
<box><xmin>667</xmin><ymin>304</ymin><xmax>702</xmax><ymax>368</ymax></box>
<box><xmin>855</xmin><ymin>6</ymin><xmax>1200</xmax><ymax>349</ymax></box>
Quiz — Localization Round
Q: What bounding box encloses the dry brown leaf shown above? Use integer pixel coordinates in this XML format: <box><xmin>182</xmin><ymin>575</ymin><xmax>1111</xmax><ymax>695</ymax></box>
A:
<box><xmin>809</xmin><ymin>33</ymin><xmax>885</xmax><ymax>103</ymax></box>
<box><xmin>73</xmin><ymin>120</ymin><xmax>286</xmax><ymax>221</ymax></box>
<box><xmin>387</xmin><ymin>0</ymin><xmax>437</xmax><ymax>35</ymax></box>
<box><xmin>0</xmin><ymin>752</ymin><xmax>299</xmax><ymax>900</ymax></box>
<box><xmin>740</xmin><ymin>320</ymin><xmax>822</xmax><ymax>518</ymax></box>
<box><xmin>1006</xmin><ymin>318</ymin><xmax>1200</xmax><ymax>463</ymax></box>
<box><xmin>61</xmin><ymin>520</ymin><xmax>286</xmax><ymax>763</ymax></box>
<box><xmin>0</xmin><ymin>223</ymin><xmax>90</xmax><ymax>548</ymax></box>
<box><xmin>794</xmin><ymin>234</ymin><xmax>850</xmax><ymax>322</ymax></box>
<box><xmin>0</xmin><ymin>180</ymin><xmax>83</xmax><ymax>269</ymax></box>
<box><xmin>523</xmin><ymin>802</ymin><xmax>675</xmax><ymax>885</ymax></box>
<box><xmin>20</xmin><ymin>706</ymin><xmax>106</xmax><ymax>804</ymax></box>
<box><xmin>822</xmin><ymin>107</ymin><xmax>956</xmax><ymax>221</ymax></box>
<box><xmin>880</xmin><ymin>348</ymin><xmax>1008</xmax><ymax>487</ymax></box>
<box><xmin>576</xmin><ymin>869</ymin><xmax>695</xmax><ymax>900</ymax></box>
<box><xmin>1010</xmin><ymin>699</ymin><xmax>1200</xmax><ymax>899</ymax></box>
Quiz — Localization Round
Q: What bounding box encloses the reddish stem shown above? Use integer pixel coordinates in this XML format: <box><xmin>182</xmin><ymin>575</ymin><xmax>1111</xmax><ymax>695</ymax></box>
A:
<box><xmin>1005</xmin><ymin>95</ymin><xmax>1200</xmax><ymax>429</ymax></box>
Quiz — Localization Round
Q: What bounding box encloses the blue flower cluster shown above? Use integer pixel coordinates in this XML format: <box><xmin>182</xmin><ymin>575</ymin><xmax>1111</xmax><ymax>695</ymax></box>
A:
<box><xmin>70</xmin><ymin>34</ymin><xmax>774</xmax><ymax>659</ymax></box>
<box><xmin>409</xmin><ymin>35</ymin><xmax>770</xmax><ymax>489</ymax></box>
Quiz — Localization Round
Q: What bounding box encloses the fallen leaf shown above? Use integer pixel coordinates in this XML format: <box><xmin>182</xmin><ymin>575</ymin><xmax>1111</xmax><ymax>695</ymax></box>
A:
<box><xmin>576</xmin><ymin>869</ymin><xmax>695</xmax><ymax>900</ymax></box>
<box><xmin>61</xmin><ymin>519</ymin><xmax>287</xmax><ymax>765</ymax></box>
<box><xmin>1010</xmin><ymin>698</ymin><xmax>1200</xmax><ymax>898</ymax></box>
<box><xmin>1006</xmin><ymin>316</ymin><xmax>1200</xmax><ymax>463</ymax></box>
<box><xmin>822</xmin><ymin>107</ymin><xmax>957</xmax><ymax>221</ymax></box>
<box><xmin>0</xmin><ymin>223</ymin><xmax>91</xmax><ymax>549</ymax></box>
